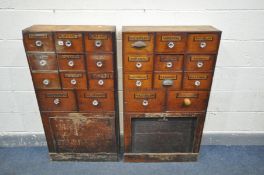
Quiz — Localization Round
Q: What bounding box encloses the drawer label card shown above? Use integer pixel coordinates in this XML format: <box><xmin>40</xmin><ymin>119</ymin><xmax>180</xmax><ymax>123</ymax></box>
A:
<box><xmin>28</xmin><ymin>33</ymin><xmax>48</xmax><ymax>39</ymax></box>
<box><xmin>134</xmin><ymin>93</ymin><xmax>156</xmax><ymax>99</ymax></box>
<box><xmin>57</xmin><ymin>33</ymin><xmax>82</xmax><ymax>39</ymax></box>
<box><xmin>160</xmin><ymin>56</ymin><xmax>181</xmax><ymax>62</ymax></box>
<box><xmin>64</xmin><ymin>73</ymin><xmax>83</xmax><ymax>78</ymax></box>
<box><xmin>46</xmin><ymin>93</ymin><xmax>68</xmax><ymax>98</ymax></box>
<box><xmin>129</xmin><ymin>74</ymin><xmax>148</xmax><ymax>80</ymax></box>
<box><xmin>194</xmin><ymin>36</ymin><xmax>213</xmax><ymax>41</ymax></box>
<box><xmin>159</xmin><ymin>74</ymin><xmax>177</xmax><ymax>80</ymax></box>
<box><xmin>188</xmin><ymin>74</ymin><xmax>208</xmax><ymax>80</ymax></box>
<box><xmin>128</xmin><ymin>56</ymin><xmax>149</xmax><ymax>62</ymax></box>
<box><xmin>161</xmin><ymin>35</ymin><xmax>181</xmax><ymax>41</ymax></box>
<box><xmin>85</xmin><ymin>92</ymin><xmax>107</xmax><ymax>98</ymax></box>
<box><xmin>190</xmin><ymin>55</ymin><xmax>211</xmax><ymax>61</ymax></box>
<box><xmin>91</xmin><ymin>73</ymin><xmax>112</xmax><ymax>79</ymax></box>
<box><xmin>176</xmin><ymin>93</ymin><xmax>198</xmax><ymax>98</ymax></box>
<box><xmin>88</xmin><ymin>33</ymin><xmax>108</xmax><ymax>40</ymax></box>
<box><xmin>60</xmin><ymin>55</ymin><xmax>81</xmax><ymax>59</ymax></box>
<box><xmin>128</xmin><ymin>35</ymin><xmax>150</xmax><ymax>41</ymax></box>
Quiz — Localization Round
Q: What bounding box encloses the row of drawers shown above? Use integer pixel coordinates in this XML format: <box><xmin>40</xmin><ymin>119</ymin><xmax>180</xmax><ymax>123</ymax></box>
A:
<box><xmin>123</xmin><ymin>33</ymin><xmax>220</xmax><ymax>54</ymax></box>
<box><xmin>124</xmin><ymin>90</ymin><xmax>209</xmax><ymax>112</ymax></box>
<box><xmin>37</xmin><ymin>90</ymin><xmax>115</xmax><ymax>112</ymax></box>
<box><xmin>32</xmin><ymin>72</ymin><xmax>114</xmax><ymax>90</ymax></box>
<box><xmin>23</xmin><ymin>32</ymin><xmax>113</xmax><ymax>53</ymax></box>
<box><xmin>28</xmin><ymin>53</ymin><xmax>113</xmax><ymax>72</ymax></box>
<box><xmin>124</xmin><ymin>72</ymin><xmax>212</xmax><ymax>90</ymax></box>
<box><xmin>124</xmin><ymin>54</ymin><xmax>216</xmax><ymax>72</ymax></box>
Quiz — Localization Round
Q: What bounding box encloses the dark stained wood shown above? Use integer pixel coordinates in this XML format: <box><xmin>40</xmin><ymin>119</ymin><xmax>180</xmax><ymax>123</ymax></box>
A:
<box><xmin>57</xmin><ymin>54</ymin><xmax>85</xmax><ymax>71</ymax></box>
<box><xmin>27</xmin><ymin>53</ymin><xmax>58</xmax><ymax>71</ymax></box>
<box><xmin>50</xmin><ymin>153</ymin><xmax>118</xmax><ymax>161</ymax></box>
<box><xmin>85</xmin><ymin>32</ymin><xmax>113</xmax><ymax>53</ymax></box>
<box><xmin>86</xmin><ymin>53</ymin><xmax>113</xmax><ymax>72</ymax></box>
<box><xmin>32</xmin><ymin>72</ymin><xmax>61</xmax><ymax>89</ymax></box>
<box><xmin>60</xmin><ymin>71</ymin><xmax>87</xmax><ymax>89</ymax></box>
<box><xmin>54</xmin><ymin>32</ymin><xmax>84</xmax><ymax>53</ymax></box>
<box><xmin>153</xmin><ymin>72</ymin><xmax>182</xmax><ymax>90</ymax></box>
<box><xmin>154</xmin><ymin>54</ymin><xmax>183</xmax><ymax>71</ymax></box>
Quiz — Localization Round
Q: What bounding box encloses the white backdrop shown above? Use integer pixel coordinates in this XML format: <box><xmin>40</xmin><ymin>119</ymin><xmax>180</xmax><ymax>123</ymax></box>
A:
<box><xmin>0</xmin><ymin>0</ymin><xmax>264</xmax><ymax>135</ymax></box>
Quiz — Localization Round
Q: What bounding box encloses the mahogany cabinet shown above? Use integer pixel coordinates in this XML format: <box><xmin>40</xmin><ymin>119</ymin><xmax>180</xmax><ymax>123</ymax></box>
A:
<box><xmin>122</xmin><ymin>26</ymin><xmax>221</xmax><ymax>162</ymax></box>
<box><xmin>23</xmin><ymin>25</ymin><xmax>119</xmax><ymax>161</ymax></box>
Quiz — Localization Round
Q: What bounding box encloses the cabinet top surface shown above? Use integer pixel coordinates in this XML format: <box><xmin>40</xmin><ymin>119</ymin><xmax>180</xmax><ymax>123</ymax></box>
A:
<box><xmin>23</xmin><ymin>25</ymin><xmax>116</xmax><ymax>32</ymax></box>
<box><xmin>122</xmin><ymin>26</ymin><xmax>221</xmax><ymax>32</ymax></box>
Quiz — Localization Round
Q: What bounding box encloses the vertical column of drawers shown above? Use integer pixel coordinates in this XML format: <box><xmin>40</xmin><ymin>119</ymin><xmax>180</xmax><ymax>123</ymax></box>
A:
<box><xmin>23</xmin><ymin>25</ymin><xmax>119</xmax><ymax>161</ymax></box>
<box><xmin>122</xmin><ymin>26</ymin><xmax>221</xmax><ymax>162</ymax></box>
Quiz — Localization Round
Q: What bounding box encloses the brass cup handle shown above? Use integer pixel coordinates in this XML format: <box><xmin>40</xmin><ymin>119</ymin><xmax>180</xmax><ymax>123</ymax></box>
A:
<box><xmin>131</xmin><ymin>41</ymin><xmax>147</xmax><ymax>48</ymax></box>
<box><xmin>183</xmin><ymin>98</ymin><xmax>191</xmax><ymax>106</ymax></box>
<box><xmin>35</xmin><ymin>40</ymin><xmax>43</xmax><ymax>47</ymax></box>
<box><xmin>39</xmin><ymin>60</ymin><xmax>47</xmax><ymax>66</ymax></box>
<box><xmin>53</xmin><ymin>98</ymin><xmax>60</xmax><ymax>105</ymax></box>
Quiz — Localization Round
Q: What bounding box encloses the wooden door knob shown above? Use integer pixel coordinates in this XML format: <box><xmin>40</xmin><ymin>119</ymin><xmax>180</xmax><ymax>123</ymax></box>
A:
<box><xmin>183</xmin><ymin>98</ymin><xmax>191</xmax><ymax>106</ymax></box>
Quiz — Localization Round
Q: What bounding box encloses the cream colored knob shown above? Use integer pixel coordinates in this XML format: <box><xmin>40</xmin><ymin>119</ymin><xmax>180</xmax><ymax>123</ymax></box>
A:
<box><xmin>195</xmin><ymin>80</ymin><xmax>201</xmax><ymax>86</ymax></box>
<box><xmin>39</xmin><ymin>60</ymin><xmax>47</xmax><ymax>66</ymax></box>
<box><xmin>200</xmin><ymin>42</ymin><xmax>207</xmax><ymax>48</ymax></box>
<box><xmin>168</xmin><ymin>42</ymin><xmax>175</xmax><ymax>48</ymax></box>
<box><xmin>35</xmin><ymin>40</ymin><xmax>43</xmax><ymax>47</ymax></box>
<box><xmin>183</xmin><ymin>98</ymin><xmax>191</xmax><ymax>106</ymax></box>
<box><xmin>65</xmin><ymin>40</ymin><xmax>72</xmax><ymax>47</ymax></box>
<box><xmin>70</xmin><ymin>79</ymin><xmax>77</xmax><ymax>85</ymax></box>
<box><xmin>136</xmin><ymin>62</ymin><xmax>142</xmax><ymax>68</ymax></box>
<box><xmin>68</xmin><ymin>60</ymin><xmax>74</xmax><ymax>67</ymax></box>
<box><xmin>197</xmin><ymin>61</ymin><xmax>204</xmax><ymax>68</ymax></box>
<box><xmin>53</xmin><ymin>98</ymin><xmax>60</xmax><ymax>105</ymax></box>
<box><xmin>92</xmin><ymin>100</ymin><xmax>99</xmax><ymax>106</ymax></box>
<box><xmin>95</xmin><ymin>40</ymin><xmax>102</xmax><ymax>47</ymax></box>
<box><xmin>166</xmin><ymin>62</ymin><xmax>173</xmax><ymax>68</ymax></box>
<box><xmin>136</xmin><ymin>80</ymin><xmax>142</xmax><ymax>87</ymax></box>
<box><xmin>42</xmin><ymin>79</ymin><xmax>50</xmax><ymax>85</ymax></box>
<box><xmin>96</xmin><ymin>61</ymin><xmax>103</xmax><ymax>68</ymax></box>
<box><xmin>98</xmin><ymin>79</ymin><xmax>104</xmax><ymax>86</ymax></box>
<box><xmin>142</xmin><ymin>100</ymin><xmax>149</xmax><ymax>106</ymax></box>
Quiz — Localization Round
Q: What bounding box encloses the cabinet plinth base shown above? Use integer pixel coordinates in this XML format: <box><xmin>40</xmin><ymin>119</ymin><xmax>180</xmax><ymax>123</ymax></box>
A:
<box><xmin>49</xmin><ymin>153</ymin><xmax>118</xmax><ymax>161</ymax></box>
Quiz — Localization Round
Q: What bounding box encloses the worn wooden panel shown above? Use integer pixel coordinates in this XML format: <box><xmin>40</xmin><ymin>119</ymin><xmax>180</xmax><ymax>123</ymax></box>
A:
<box><xmin>85</xmin><ymin>32</ymin><xmax>113</xmax><ymax>53</ymax></box>
<box><xmin>86</xmin><ymin>54</ymin><xmax>113</xmax><ymax>72</ymax></box>
<box><xmin>54</xmin><ymin>32</ymin><xmax>84</xmax><ymax>53</ymax></box>
<box><xmin>27</xmin><ymin>53</ymin><xmax>58</xmax><ymax>71</ymax></box>
<box><xmin>154</xmin><ymin>54</ymin><xmax>183</xmax><ymax>72</ymax></box>
<box><xmin>60</xmin><ymin>71</ymin><xmax>87</xmax><ymax>89</ymax></box>
<box><xmin>32</xmin><ymin>72</ymin><xmax>61</xmax><ymax>89</ymax></box>
<box><xmin>57</xmin><ymin>54</ymin><xmax>85</xmax><ymax>71</ymax></box>
<box><xmin>23</xmin><ymin>32</ymin><xmax>55</xmax><ymax>52</ymax></box>
<box><xmin>124</xmin><ymin>54</ymin><xmax>153</xmax><ymax>72</ymax></box>
<box><xmin>153</xmin><ymin>72</ymin><xmax>182</xmax><ymax>90</ymax></box>
<box><xmin>184</xmin><ymin>54</ymin><xmax>216</xmax><ymax>72</ymax></box>
<box><xmin>123</xmin><ymin>33</ymin><xmax>154</xmax><ymax>53</ymax></box>
<box><xmin>183</xmin><ymin>72</ymin><xmax>213</xmax><ymax>90</ymax></box>
<box><xmin>88</xmin><ymin>72</ymin><xmax>114</xmax><ymax>90</ymax></box>
<box><xmin>124</xmin><ymin>73</ymin><xmax>152</xmax><ymax>90</ymax></box>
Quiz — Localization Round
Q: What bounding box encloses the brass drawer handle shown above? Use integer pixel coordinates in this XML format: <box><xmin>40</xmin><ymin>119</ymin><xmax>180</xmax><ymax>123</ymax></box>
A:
<box><xmin>131</xmin><ymin>41</ymin><xmax>147</xmax><ymax>48</ymax></box>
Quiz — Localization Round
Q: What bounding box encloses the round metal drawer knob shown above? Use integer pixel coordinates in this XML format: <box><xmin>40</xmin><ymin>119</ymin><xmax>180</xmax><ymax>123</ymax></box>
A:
<box><xmin>68</xmin><ymin>60</ymin><xmax>74</xmax><ymax>67</ymax></box>
<box><xmin>195</xmin><ymin>80</ymin><xmax>201</xmax><ymax>86</ymax></box>
<box><xmin>95</xmin><ymin>40</ymin><xmax>102</xmax><ymax>48</ymax></box>
<box><xmin>197</xmin><ymin>61</ymin><xmax>204</xmax><ymax>68</ymax></box>
<box><xmin>136</xmin><ymin>80</ymin><xmax>142</xmax><ymax>87</ymax></box>
<box><xmin>136</xmin><ymin>62</ymin><xmax>142</xmax><ymax>68</ymax></box>
<box><xmin>142</xmin><ymin>100</ymin><xmax>149</xmax><ymax>106</ymax></box>
<box><xmin>98</xmin><ymin>79</ymin><xmax>104</xmax><ymax>86</ymax></box>
<box><xmin>42</xmin><ymin>79</ymin><xmax>50</xmax><ymax>85</ymax></box>
<box><xmin>96</xmin><ymin>61</ymin><xmax>103</xmax><ymax>68</ymax></box>
<box><xmin>200</xmin><ymin>42</ymin><xmax>207</xmax><ymax>48</ymax></box>
<box><xmin>35</xmin><ymin>40</ymin><xmax>43</xmax><ymax>47</ymax></box>
<box><xmin>53</xmin><ymin>98</ymin><xmax>60</xmax><ymax>105</ymax></box>
<box><xmin>92</xmin><ymin>100</ymin><xmax>99</xmax><ymax>106</ymax></box>
<box><xmin>39</xmin><ymin>60</ymin><xmax>47</xmax><ymax>66</ymax></box>
<box><xmin>70</xmin><ymin>79</ymin><xmax>77</xmax><ymax>85</ymax></box>
<box><xmin>166</xmin><ymin>62</ymin><xmax>173</xmax><ymax>68</ymax></box>
<box><xmin>168</xmin><ymin>42</ymin><xmax>175</xmax><ymax>49</ymax></box>
<box><xmin>65</xmin><ymin>40</ymin><xmax>72</xmax><ymax>47</ymax></box>
<box><xmin>183</xmin><ymin>98</ymin><xmax>191</xmax><ymax>106</ymax></box>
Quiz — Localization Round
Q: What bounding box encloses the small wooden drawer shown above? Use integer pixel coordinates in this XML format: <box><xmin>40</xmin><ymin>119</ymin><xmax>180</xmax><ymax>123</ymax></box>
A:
<box><xmin>57</xmin><ymin>54</ymin><xmax>85</xmax><ymax>71</ymax></box>
<box><xmin>88</xmin><ymin>73</ymin><xmax>114</xmax><ymax>90</ymax></box>
<box><xmin>183</xmin><ymin>72</ymin><xmax>213</xmax><ymax>90</ymax></box>
<box><xmin>185</xmin><ymin>55</ymin><xmax>215</xmax><ymax>72</ymax></box>
<box><xmin>27</xmin><ymin>53</ymin><xmax>58</xmax><ymax>71</ymax></box>
<box><xmin>55</xmin><ymin>32</ymin><xmax>83</xmax><ymax>53</ymax></box>
<box><xmin>77</xmin><ymin>91</ymin><xmax>115</xmax><ymax>112</ymax></box>
<box><xmin>124</xmin><ymin>54</ymin><xmax>153</xmax><ymax>72</ymax></box>
<box><xmin>123</xmin><ymin>33</ymin><xmax>154</xmax><ymax>53</ymax></box>
<box><xmin>124</xmin><ymin>73</ymin><xmax>152</xmax><ymax>90</ymax></box>
<box><xmin>154</xmin><ymin>55</ymin><xmax>183</xmax><ymax>71</ymax></box>
<box><xmin>187</xmin><ymin>33</ymin><xmax>220</xmax><ymax>53</ymax></box>
<box><xmin>155</xmin><ymin>32</ymin><xmax>186</xmax><ymax>53</ymax></box>
<box><xmin>36</xmin><ymin>90</ymin><xmax>77</xmax><ymax>111</ymax></box>
<box><xmin>60</xmin><ymin>72</ymin><xmax>87</xmax><ymax>89</ymax></box>
<box><xmin>124</xmin><ymin>90</ymin><xmax>165</xmax><ymax>112</ymax></box>
<box><xmin>153</xmin><ymin>72</ymin><xmax>182</xmax><ymax>90</ymax></box>
<box><xmin>167</xmin><ymin>91</ymin><xmax>209</xmax><ymax>112</ymax></box>
<box><xmin>85</xmin><ymin>32</ymin><xmax>113</xmax><ymax>52</ymax></box>
<box><xmin>23</xmin><ymin>32</ymin><xmax>55</xmax><ymax>52</ymax></box>
<box><xmin>32</xmin><ymin>72</ymin><xmax>61</xmax><ymax>89</ymax></box>
<box><xmin>86</xmin><ymin>54</ymin><xmax>113</xmax><ymax>72</ymax></box>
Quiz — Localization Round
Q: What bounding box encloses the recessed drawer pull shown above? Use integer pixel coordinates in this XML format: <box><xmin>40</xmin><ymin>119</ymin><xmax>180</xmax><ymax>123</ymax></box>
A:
<box><xmin>95</xmin><ymin>40</ymin><xmax>102</xmax><ymax>48</ymax></box>
<box><xmin>183</xmin><ymin>98</ymin><xmax>191</xmax><ymax>106</ymax></box>
<box><xmin>200</xmin><ymin>41</ymin><xmax>207</xmax><ymax>48</ymax></box>
<box><xmin>166</xmin><ymin>62</ymin><xmax>173</xmax><ymax>68</ymax></box>
<box><xmin>96</xmin><ymin>61</ymin><xmax>103</xmax><ymax>67</ymax></box>
<box><xmin>136</xmin><ymin>62</ymin><xmax>142</xmax><ymax>68</ymax></box>
<box><xmin>35</xmin><ymin>40</ymin><xmax>43</xmax><ymax>47</ymax></box>
<box><xmin>68</xmin><ymin>60</ymin><xmax>74</xmax><ymax>67</ymax></box>
<box><xmin>136</xmin><ymin>80</ymin><xmax>142</xmax><ymax>87</ymax></box>
<box><xmin>39</xmin><ymin>60</ymin><xmax>47</xmax><ymax>66</ymax></box>
<box><xmin>162</xmin><ymin>79</ymin><xmax>173</xmax><ymax>86</ymax></box>
<box><xmin>197</xmin><ymin>61</ymin><xmax>204</xmax><ymax>68</ymax></box>
<box><xmin>167</xmin><ymin>42</ymin><xmax>175</xmax><ymax>48</ymax></box>
<box><xmin>142</xmin><ymin>100</ymin><xmax>149</xmax><ymax>106</ymax></box>
<box><xmin>131</xmin><ymin>41</ymin><xmax>147</xmax><ymax>48</ymax></box>
<box><xmin>53</xmin><ymin>98</ymin><xmax>60</xmax><ymax>105</ymax></box>
<box><xmin>92</xmin><ymin>100</ymin><xmax>99</xmax><ymax>106</ymax></box>
<box><xmin>70</xmin><ymin>79</ymin><xmax>77</xmax><ymax>85</ymax></box>
<box><xmin>65</xmin><ymin>40</ymin><xmax>72</xmax><ymax>47</ymax></box>
<box><xmin>42</xmin><ymin>79</ymin><xmax>50</xmax><ymax>85</ymax></box>
<box><xmin>98</xmin><ymin>79</ymin><xmax>104</xmax><ymax>86</ymax></box>
<box><xmin>194</xmin><ymin>80</ymin><xmax>201</xmax><ymax>86</ymax></box>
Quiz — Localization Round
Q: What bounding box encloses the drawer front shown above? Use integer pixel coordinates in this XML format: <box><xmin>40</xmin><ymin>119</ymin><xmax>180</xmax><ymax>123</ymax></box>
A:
<box><xmin>124</xmin><ymin>73</ymin><xmax>152</xmax><ymax>89</ymax></box>
<box><xmin>23</xmin><ymin>32</ymin><xmax>54</xmax><ymax>52</ymax></box>
<box><xmin>155</xmin><ymin>32</ymin><xmax>186</xmax><ymax>53</ymax></box>
<box><xmin>185</xmin><ymin>55</ymin><xmax>215</xmax><ymax>71</ymax></box>
<box><xmin>77</xmin><ymin>91</ymin><xmax>115</xmax><ymax>112</ymax></box>
<box><xmin>55</xmin><ymin>33</ymin><xmax>83</xmax><ymax>53</ymax></box>
<box><xmin>183</xmin><ymin>72</ymin><xmax>213</xmax><ymax>90</ymax></box>
<box><xmin>42</xmin><ymin>113</ymin><xmax>116</xmax><ymax>153</ymax></box>
<box><xmin>57</xmin><ymin>54</ymin><xmax>85</xmax><ymax>71</ymax></box>
<box><xmin>124</xmin><ymin>90</ymin><xmax>165</xmax><ymax>112</ymax></box>
<box><xmin>32</xmin><ymin>72</ymin><xmax>61</xmax><ymax>89</ymax></box>
<box><xmin>60</xmin><ymin>72</ymin><xmax>87</xmax><ymax>89</ymax></box>
<box><xmin>167</xmin><ymin>91</ymin><xmax>209</xmax><ymax>111</ymax></box>
<box><xmin>36</xmin><ymin>90</ymin><xmax>77</xmax><ymax>111</ymax></box>
<box><xmin>154</xmin><ymin>55</ymin><xmax>183</xmax><ymax>71</ymax></box>
<box><xmin>85</xmin><ymin>32</ymin><xmax>113</xmax><ymax>52</ymax></box>
<box><xmin>27</xmin><ymin>53</ymin><xmax>57</xmax><ymax>71</ymax></box>
<box><xmin>153</xmin><ymin>72</ymin><xmax>182</xmax><ymax>90</ymax></box>
<box><xmin>123</xmin><ymin>33</ymin><xmax>154</xmax><ymax>53</ymax></box>
<box><xmin>88</xmin><ymin>73</ymin><xmax>114</xmax><ymax>90</ymax></box>
<box><xmin>187</xmin><ymin>33</ymin><xmax>220</xmax><ymax>53</ymax></box>
<box><xmin>124</xmin><ymin>54</ymin><xmax>153</xmax><ymax>72</ymax></box>
<box><xmin>86</xmin><ymin>54</ymin><xmax>113</xmax><ymax>72</ymax></box>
